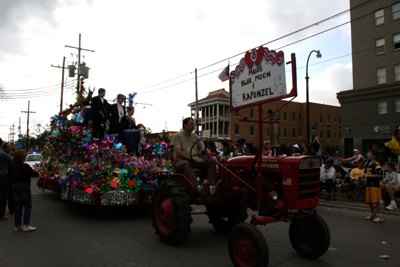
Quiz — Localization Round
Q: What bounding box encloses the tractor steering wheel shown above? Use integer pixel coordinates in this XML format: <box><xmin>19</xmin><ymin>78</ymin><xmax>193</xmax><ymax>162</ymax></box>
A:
<box><xmin>189</xmin><ymin>138</ymin><xmax>216</xmax><ymax>162</ymax></box>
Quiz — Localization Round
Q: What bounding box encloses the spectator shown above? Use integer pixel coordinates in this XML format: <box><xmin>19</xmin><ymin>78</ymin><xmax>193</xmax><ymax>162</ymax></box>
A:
<box><xmin>363</xmin><ymin>150</ymin><xmax>384</xmax><ymax>222</ymax></box>
<box><xmin>234</xmin><ymin>138</ymin><xmax>246</xmax><ymax>156</ymax></box>
<box><xmin>12</xmin><ymin>149</ymin><xmax>41</xmax><ymax>232</ymax></box>
<box><xmin>4</xmin><ymin>143</ymin><xmax>15</xmax><ymax>214</ymax></box>
<box><xmin>345</xmin><ymin>148</ymin><xmax>364</xmax><ymax>167</ymax></box>
<box><xmin>320</xmin><ymin>158</ymin><xmax>336</xmax><ymax>201</ymax></box>
<box><xmin>0</xmin><ymin>138</ymin><xmax>12</xmax><ymax>221</ymax></box>
<box><xmin>380</xmin><ymin>162</ymin><xmax>399</xmax><ymax>211</ymax></box>
<box><xmin>311</xmin><ymin>136</ymin><xmax>321</xmax><ymax>156</ymax></box>
<box><xmin>349</xmin><ymin>160</ymin><xmax>366</xmax><ymax>201</ymax></box>
<box><xmin>292</xmin><ymin>144</ymin><xmax>301</xmax><ymax>156</ymax></box>
<box><xmin>263</xmin><ymin>141</ymin><xmax>272</xmax><ymax>156</ymax></box>
<box><xmin>320</xmin><ymin>149</ymin><xmax>330</xmax><ymax>165</ymax></box>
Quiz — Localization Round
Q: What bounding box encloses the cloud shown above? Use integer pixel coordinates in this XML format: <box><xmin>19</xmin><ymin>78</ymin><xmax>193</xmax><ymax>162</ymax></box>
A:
<box><xmin>311</xmin><ymin>62</ymin><xmax>353</xmax><ymax>106</ymax></box>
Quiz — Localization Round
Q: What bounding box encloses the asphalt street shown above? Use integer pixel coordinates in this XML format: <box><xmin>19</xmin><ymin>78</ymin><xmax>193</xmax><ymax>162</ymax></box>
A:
<box><xmin>0</xmin><ymin>177</ymin><xmax>399</xmax><ymax>267</ymax></box>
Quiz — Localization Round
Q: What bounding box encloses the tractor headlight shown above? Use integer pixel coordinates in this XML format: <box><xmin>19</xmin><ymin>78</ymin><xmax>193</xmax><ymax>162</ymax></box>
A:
<box><xmin>269</xmin><ymin>191</ymin><xmax>278</xmax><ymax>201</ymax></box>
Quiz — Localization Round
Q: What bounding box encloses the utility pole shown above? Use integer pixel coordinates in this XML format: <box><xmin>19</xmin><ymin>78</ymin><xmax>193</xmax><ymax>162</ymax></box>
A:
<box><xmin>65</xmin><ymin>33</ymin><xmax>95</xmax><ymax>94</ymax></box>
<box><xmin>21</xmin><ymin>101</ymin><xmax>36</xmax><ymax>150</ymax></box>
<box><xmin>195</xmin><ymin>68</ymin><xmax>199</xmax><ymax>135</ymax></box>
<box><xmin>51</xmin><ymin>57</ymin><xmax>67</xmax><ymax>113</ymax></box>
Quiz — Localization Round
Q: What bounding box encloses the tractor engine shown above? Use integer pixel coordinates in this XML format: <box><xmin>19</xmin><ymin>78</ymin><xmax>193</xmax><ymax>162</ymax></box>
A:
<box><xmin>226</xmin><ymin>155</ymin><xmax>321</xmax><ymax>214</ymax></box>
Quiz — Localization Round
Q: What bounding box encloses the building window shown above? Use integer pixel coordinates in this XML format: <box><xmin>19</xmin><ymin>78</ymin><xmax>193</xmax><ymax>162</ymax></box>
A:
<box><xmin>234</xmin><ymin>124</ymin><xmax>239</xmax><ymax>134</ymax></box>
<box><xmin>320</xmin><ymin>130</ymin><xmax>323</xmax><ymax>139</ymax></box>
<box><xmin>299</xmin><ymin>129</ymin><xmax>302</xmax><ymax>137</ymax></box>
<box><xmin>339</xmin><ymin>131</ymin><xmax>341</xmax><ymax>139</ymax></box>
<box><xmin>377</xmin><ymin>67</ymin><xmax>386</xmax><ymax>84</ymax></box>
<box><xmin>394</xmin><ymin>33</ymin><xmax>400</xmax><ymax>50</ymax></box>
<box><xmin>267</xmin><ymin>127</ymin><xmax>270</xmax><ymax>136</ymax></box>
<box><xmin>393</xmin><ymin>2</ymin><xmax>400</xmax><ymax>20</ymax></box>
<box><xmin>396</xmin><ymin>97</ymin><xmax>400</xmax><ymax>112</ymax></box>
<box><xmin>250</xmin><ymin>126</ymin><xmax>255</xmax><ymax>136</ymax></box>
<box><xmin>327</xmin><ymin>115</ymin><xmax>330</xmax><ymax>124</ymax></box>
<box><xmin>234</xmin><ymin>110</ymin><xmax>239</xmax><ymax>116</ymax></box>
<box><xmin>250</xmin><ymin>108</ymin><xmax>254</xmax><ymax>118</ymax></box>
<box><xmin>319</xmin><ymin>115</ymin><xmax>322</xmax><ymax>123</ymax></box>
<box><xmin>283</xmin><ymin>128</ymin><xmax>288</xmax><ymax>138</ymax></box>
<box><xmin>339</xmin><ymin>116</ymin><xmax>341</xmax><ymax>124</ymax></box>
<box><xmin>334</xmin><ymin>131</ymin><xmax>337</xmax><ymax>138</ymax></box>
<box><xmin>334</xmin><ymin>116</ymin><xmax>336</xmax><ymax>123</ymax></box>
<box><xmin>378</xmin><ymin>99</ymin><xmax>387</xmax><ymax>114</ymax></box>
<box><xmin>292</xmin><ymin>112</ymin><xmax>296</xmax><ymax>122</ymax></box>
<box><xmin>292</xmin><ymin>128</ymin><xmax>296</xmax><ymax>138</ymax></box>
<box><xmin>283</xmin><ymin>112</ymin><xmax>287</xmax><ymax>121</ymax></box>
<box><xmin>375</xmin><ymin>9</ymin><xmax>384</xmax><ymax>25</ymax></box>
<box><xmin>327</xmin><ymin>130</ymin><xmax>331</xmax><ymax>139</ymax></box>
<box><xmin>276</xmin><ymin>111</ymin><xmax>280</xmax><ymax>119</ymax></box>
<box><xmin>299</xmin><ymin>113</ymin><xmax>302</xmax><ymax>121</ymax></box>
<box><xmin>311</xmin><ymin>121</ymin><xmax>317</xmax><ymax>131</ymax></box>
<box><xmin>376</xmin><ymin>38</ymin><xmax>385</xmax><ymax>54</ymax></box>
<box><xmin>395</xmin><ymin>64</ymin><xmax>400</xmax><ymax>81</ymax></box>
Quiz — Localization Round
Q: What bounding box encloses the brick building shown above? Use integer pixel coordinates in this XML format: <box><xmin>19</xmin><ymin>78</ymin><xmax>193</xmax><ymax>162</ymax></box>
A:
<box><xmin>230</xmin><ymin>100</ymin><xmax>341</xmax><ymax>151</ymax></box>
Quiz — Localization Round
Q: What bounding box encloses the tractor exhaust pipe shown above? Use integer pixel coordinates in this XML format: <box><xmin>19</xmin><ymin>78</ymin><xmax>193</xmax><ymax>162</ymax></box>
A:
<box><xmin>269</xmin><ymin>112</ymin><xmax>280</xmax><ymax>156</ymax></box>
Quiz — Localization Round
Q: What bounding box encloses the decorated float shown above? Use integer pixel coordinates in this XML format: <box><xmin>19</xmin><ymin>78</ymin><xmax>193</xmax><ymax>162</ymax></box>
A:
<box><xmin>37</xmin><ymin>79</ymin><xmax>173</xmax><ymax>206</ymax></box>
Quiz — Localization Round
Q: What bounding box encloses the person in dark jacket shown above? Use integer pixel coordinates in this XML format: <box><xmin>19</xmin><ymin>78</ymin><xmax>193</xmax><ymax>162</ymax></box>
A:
<box><xmin>90</xmin><ymin>88</ymin><xmax>109</xmax><ymax>139</ymax></box>
<box><xmin>105</xmin><ymin>94</ymin><xmax>126</xmax><ymax>136</ymax></box>
<box><xmin>12</xmin><ymin>149</ymin><xmax>41</xmax><ymax>232</ymax></box>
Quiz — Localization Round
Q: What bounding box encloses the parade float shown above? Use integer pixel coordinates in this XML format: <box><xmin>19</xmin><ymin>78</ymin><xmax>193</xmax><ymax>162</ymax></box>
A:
<box><xmin>37</xmin><ymin>79</ymin><xmax>173</xmax><ymax>206</ymax></box>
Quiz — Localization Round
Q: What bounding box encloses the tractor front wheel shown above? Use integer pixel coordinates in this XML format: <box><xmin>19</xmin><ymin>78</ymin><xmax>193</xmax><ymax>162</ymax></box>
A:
<box><xmin>152</xmin><ymin>179</ymin><xmax>193</xmax><ymax>245</ymax></box>
<box><xmin>289</xmin><ymin>214</ymin><xmax>330</xmax><ymax>259</ymax></box>
<box><xmin>228</xmin><ymin>223</ymin><xmax>269</xmax><ymax>267</ymax></box>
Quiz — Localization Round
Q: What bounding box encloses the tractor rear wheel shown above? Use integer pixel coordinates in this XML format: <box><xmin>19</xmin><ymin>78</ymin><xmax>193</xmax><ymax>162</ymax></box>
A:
<box><xmin>289</xmin><ymin>214</ymin><xmax>330</xmax><ymax>259</ymax></box>
<box><xmin>206</xmin><ymin>200</ymin><xmax>248</xmax><ymax>233</ymax></box>
<box><xmin>152</xmin><ymin>179</ymin><xmax>193</xmax><ymax>245</ymax></box>
<box><xmin>228</xmin><ymin>223</ymin><xmax>269</xmax><ymax>267</ymax></box>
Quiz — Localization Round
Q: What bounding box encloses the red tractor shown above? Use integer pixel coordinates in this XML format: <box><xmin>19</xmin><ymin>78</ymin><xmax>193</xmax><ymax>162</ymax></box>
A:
<box><xmin>152</xmin><ymin>137</ymin><xmax>330</xmax><ymax>266</ymax></box>
<box><xmin>152</xmin><ymin>51</ymin><xmax>330</xmax><ymax>266</ymax></box>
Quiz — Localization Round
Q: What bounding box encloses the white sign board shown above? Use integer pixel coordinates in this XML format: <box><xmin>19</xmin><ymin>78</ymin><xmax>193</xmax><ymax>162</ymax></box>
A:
<box><xmin>230</xmin><ymin>46</ymin><xmax>287</xmax><ymax>109</ymax></box>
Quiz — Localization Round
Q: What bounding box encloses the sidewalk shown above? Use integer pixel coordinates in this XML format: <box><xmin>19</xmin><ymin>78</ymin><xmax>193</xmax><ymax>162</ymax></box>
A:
<box><xmin>318</xmin><ymin>190</ymin><xmax>400</xmax><ymax>217</ymax></box>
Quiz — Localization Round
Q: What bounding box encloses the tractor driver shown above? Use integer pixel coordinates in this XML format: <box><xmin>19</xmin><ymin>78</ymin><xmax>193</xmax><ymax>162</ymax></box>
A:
<box><xmin>171</xmin><ymin>117</ymin><xmax>217</xmax><ymax>196</ymax></box>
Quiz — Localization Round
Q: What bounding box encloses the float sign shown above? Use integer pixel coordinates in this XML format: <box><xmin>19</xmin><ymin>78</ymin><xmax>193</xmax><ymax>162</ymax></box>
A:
<box><xmin>230</xmin><ymin>46</ymin><xmax>286</xmax><ymax>110</ymax></box>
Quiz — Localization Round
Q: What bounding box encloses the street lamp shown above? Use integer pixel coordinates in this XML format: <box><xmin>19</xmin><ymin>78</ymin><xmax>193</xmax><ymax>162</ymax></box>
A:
<box><xmin>305</xmin><ymin>50</ymin><xmax>321</xmax><ymax>144</ymax></box>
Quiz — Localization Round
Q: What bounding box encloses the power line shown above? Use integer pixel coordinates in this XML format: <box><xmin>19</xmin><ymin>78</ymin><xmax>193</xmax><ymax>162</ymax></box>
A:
<box><xmin>133</xmin><ymin>0</ymin><xmax>377</xmax><ymax>94</ymax></box>
<box><xmin>1</xmin><ymin>80</ymin><xmax>77</xmax><ymax>92</ymax></box>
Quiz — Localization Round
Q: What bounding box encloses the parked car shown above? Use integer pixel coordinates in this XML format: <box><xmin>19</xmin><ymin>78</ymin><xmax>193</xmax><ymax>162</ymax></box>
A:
<box><xmin>25</xmin><ymin>153</ymin><xmax>42</xmax><ymax>168</ymax></box>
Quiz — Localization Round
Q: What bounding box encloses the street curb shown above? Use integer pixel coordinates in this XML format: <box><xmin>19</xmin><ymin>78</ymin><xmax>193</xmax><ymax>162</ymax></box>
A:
<box><xmin>318</xmin><ymin>202</ymin><xmax>400</xmax><ymax>217</ymax></box>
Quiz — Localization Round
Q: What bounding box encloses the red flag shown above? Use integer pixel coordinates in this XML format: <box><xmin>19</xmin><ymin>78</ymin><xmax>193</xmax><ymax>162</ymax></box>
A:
<box><xmin>218</xmin><ymin>65</ymin><xmax>230</xmax><ymax>82</ymax></box>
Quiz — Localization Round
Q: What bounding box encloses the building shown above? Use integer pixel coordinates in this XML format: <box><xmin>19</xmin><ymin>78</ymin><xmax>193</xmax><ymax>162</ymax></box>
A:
<box><xmin>230</xmin><ymin>100</ymin><xmax>341</xmax><ymax>152</ymax></box>
<box><xmin>188</xmin><ymin>89</ymin><xmax>231</xmax><ymax>141</ymax></box>
<box><xmin>337</xmin><ymin>0</ymin><xmax>400</xmax><ymax>157</ymax></box>
<box><xmin>188</xmin><ymin>89</ymin><xmax>341</xmax><ymax>153</ymax></box>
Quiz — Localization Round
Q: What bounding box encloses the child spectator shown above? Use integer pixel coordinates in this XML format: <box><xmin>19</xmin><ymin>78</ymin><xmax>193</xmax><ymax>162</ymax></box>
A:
<box><xmin>349</xmin><ymin>159</ymin><xmax>366</xmax><ymax>201</ymax></box>
<box><xmin>362</xmin><ymin>150</ymin><xmax>384</xmax><ymax>222</ymax></box>
<box><xmin>380</xmin><ymin>162</ymin><xmax>399</xmax><ymax>211</ymax></box>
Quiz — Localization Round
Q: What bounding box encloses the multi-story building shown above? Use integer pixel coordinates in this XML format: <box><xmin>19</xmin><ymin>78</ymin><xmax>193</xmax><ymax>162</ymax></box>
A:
<box><xmin>188</xmin><ymin>89</ymin><xmax>231</xmax><ymax>141</ymax></box>
<box><xmin>188</xmin><ymin>89</ymin><xmax>341</xmax><ymax>152</ymax></box>
<box><xmin>337</xmin><ymin>0</ymin><xmax>400</xmax><ymax>157</ymax></box>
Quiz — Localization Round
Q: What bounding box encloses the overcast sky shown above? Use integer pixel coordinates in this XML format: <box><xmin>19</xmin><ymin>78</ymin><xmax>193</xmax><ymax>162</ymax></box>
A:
<box><xmin>0</xmin><ymin>0</ymin><xmax>354</xmax><ymax>140</ymax></box>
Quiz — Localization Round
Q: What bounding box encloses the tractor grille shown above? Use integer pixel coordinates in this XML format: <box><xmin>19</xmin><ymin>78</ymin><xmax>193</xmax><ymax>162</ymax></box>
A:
<box><xmin>298</xmin><ymin>191</ymin><xmax>318</xmax><ymax>200</ymax></box>
<box><xmin>297</xmin><ymin>168</ymin><xmax>319</xmax><ymax>201</ymax></box>
<box><xmin>298</xmin><ymin>183</ymin><xmax>318</xmax><ymax>192</ymax></box>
